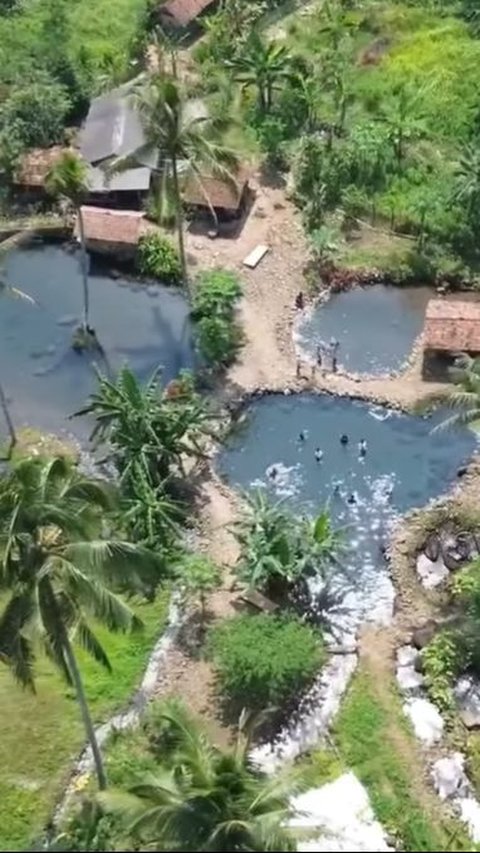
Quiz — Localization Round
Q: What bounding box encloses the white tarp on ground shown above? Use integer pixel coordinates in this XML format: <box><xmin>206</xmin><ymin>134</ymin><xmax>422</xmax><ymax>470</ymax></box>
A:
<box><xmin>291</xmin><ymin>772</ymin><xmax>393</xmax><ymax>852</ymax></box>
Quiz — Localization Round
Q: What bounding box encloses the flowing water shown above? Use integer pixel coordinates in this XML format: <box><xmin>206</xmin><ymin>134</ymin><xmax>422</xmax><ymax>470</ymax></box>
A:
<box><xmin>296</xmin><ymin>284</ymin><xmax>434</xmax><ymax>375</ymax></box>
<box><xmin>218</xmin><ymin>394</ymin><xmax>476</xmax><ymax>639</ymax></box>
<box><xmin>1</xmin><ymin>242</ymin><xmax>196</xmax><ymax>437</ymax></box>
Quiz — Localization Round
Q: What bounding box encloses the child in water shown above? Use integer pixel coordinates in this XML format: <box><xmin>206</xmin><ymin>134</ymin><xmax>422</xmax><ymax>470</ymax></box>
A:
<box><xmin>340</xmin><ymin>434</ymin><xmax>349</xmax><ymax>445</ymax></box>
<box><xmin>314</xmin><ymin>448</ymin><xmax>323</xmax><ymax>462</ymax></box>
<box><xmin>358</xmin><ymin>439</ymin><xmax>367</xmax><ymax>457</ymax></box>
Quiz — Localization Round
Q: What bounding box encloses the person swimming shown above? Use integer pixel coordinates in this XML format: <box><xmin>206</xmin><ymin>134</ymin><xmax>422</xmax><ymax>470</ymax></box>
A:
<box><xmin>358</xmin><ymin>438</ymin><xmax>367</xmax><ymax>457</ymax></box>
<box><xmin>298</xmin><ymin>431</ymin><xmax>306</xmax><ymax>441</ymax></box>
<box><xmin>268</xmin><ymin>466</ymin><xmax>278</xmax><ymax>480</ymax></box>
<box><xmin>314</xmin><ymin>448</ymin><xmax>323</xmax><ymax>462</ymax></box>
<box><xmin>340</xmin><ymin>434</ymin><xmax>349</xmax><ymax>445</ymax></box>
<box><xmin>347</xmin><ymin>492</ymin><xmax>357</xmax><ymax>504</ymax></box>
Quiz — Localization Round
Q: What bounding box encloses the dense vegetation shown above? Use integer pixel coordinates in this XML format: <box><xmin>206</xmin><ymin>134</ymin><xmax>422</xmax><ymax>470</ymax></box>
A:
<box><xmin>209</xmin><ymin>612</ymin><xmax>324</xmax><ymax>707</ymax></box>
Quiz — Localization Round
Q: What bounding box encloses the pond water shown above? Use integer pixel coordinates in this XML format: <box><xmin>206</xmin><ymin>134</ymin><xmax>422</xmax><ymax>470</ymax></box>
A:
<box><xmin>1</xmin><ymin>243</ymin><xmax>196</xmax><ymax>437</ymax></box>
<box><xmin>218</xmin><ymin>394</ymin><xmax>476</xmax><ymax>639</ymax></box>
<box><xmin>295</xmin><ymin>284</ymin><xmax>434</xmax><ymax>376</ymax></box>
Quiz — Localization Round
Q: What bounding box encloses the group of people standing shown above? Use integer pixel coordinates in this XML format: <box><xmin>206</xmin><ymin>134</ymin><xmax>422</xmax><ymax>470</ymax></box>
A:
<box><xmin>295</xmin><ymin>291</ymin><xmax>340</xmax><ymax>378</ymax></box>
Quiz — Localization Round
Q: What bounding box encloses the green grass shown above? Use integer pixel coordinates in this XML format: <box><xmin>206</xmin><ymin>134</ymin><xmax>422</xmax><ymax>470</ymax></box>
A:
<box><xmin>0</xmin><ymin>0</ymin><xmax>148</xmax><ymax>94</ymax></box>
<box><xmin>0</xmin><ymin>589</ymin><xmax>170</xmax><ymax>852</ymax></box>
<box><xmin>333</xmin><ymin>670</ymin><xmax>471</xmax><ymax>852</ymax></box>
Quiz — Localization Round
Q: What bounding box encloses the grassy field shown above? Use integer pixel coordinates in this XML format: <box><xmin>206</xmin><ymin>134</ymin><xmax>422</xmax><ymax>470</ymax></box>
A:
<box><xmin>333</xmin><ymin>669</ymin><xmax>471</xmax><ymax>852</ymax></box>
<box><xmin>0</xmin><ymin>588</ymin><xmax>170</xmax><ymax>852</ymax></box>
<box><xmin>0</xmin><ymin>0</ymin><xmax>148</xmax><ymax>93</ymax></box>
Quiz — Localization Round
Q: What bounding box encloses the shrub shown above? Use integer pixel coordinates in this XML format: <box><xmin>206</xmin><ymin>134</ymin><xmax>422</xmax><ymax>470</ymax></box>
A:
<box><xmin>192</xmin><ymin>269</ymin><xmax>243</xmax><ymax>367</ymax></box>
<box><xmin>192</xmin><ymin>268</ymin><xmax>242</xmax><ymax>319</ymax></box>
<box><xmin>0</xmin><ymin>73</ymin><xmax>71</xmax><ymax>148</ymax></box>
<box><xmin>136</xmin><ymin>233</ymin><xmax>181</xmax><ymax>284</ymax></box>
<box><xmin>209</xmin><ymin>613</ymin><xmax>324</xmax><ymax>707</ymax></box>
<box><xmin>421</xmin><ymin>631</ymin><xmax>462</xmax><ymax>713</ymax></box>
<box><xmin>178</xmin><ymin>554</ymin><xmax>221</xmax><ymax>625</ymax></box>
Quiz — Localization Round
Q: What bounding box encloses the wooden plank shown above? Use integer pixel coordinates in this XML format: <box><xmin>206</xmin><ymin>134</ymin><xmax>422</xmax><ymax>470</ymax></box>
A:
<box><xmin>243</xmin><ymin>243</ymin><xmax>269</xmax><ymax>269</ymax></box>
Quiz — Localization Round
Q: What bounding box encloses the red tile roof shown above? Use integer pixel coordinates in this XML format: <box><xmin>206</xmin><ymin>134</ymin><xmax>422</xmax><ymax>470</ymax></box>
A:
<box><xmin>158</xmin><ymin>0</ymin><xmax>215</xmax><ymax>28</ymax></box>
<box><xmin>423</xmin><ymin>299</ymin><xmax>480</xmax><ymax>352</ymax></box>
<box><xmin>76</xmin><ymin>206</ymin><xmax>145</xmax><ymax>246</ymax></box>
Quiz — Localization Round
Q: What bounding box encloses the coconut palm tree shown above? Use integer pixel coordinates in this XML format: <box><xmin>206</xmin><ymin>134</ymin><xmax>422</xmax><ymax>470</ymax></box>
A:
<box><xmin>431</xmin><ymin>353</ymin><xmax>480</xmax><ymax>432</ymax></box>
<box><xmin>227</xmin><ymin>32</ymin><xmax>293</xmax><ymax>115</ymax></box>
<box><xmin>112</xmin><ymin>77</ymin><xmax>237</xmax><ymax>287</ymax></box>
<box><xmin>100</xmin><ymin>701</ymin><xmax>300</xmax><ymax>851</ymax></box>
<box><xmin>0</xmin><ymin>277</ymin><xmax>34</xmax><ymax>457</ymax></box>
<box><xmin>46</xmin><ymin>151</ymin><xmax>92</xmax><ymax>335</ymax></box>
<box><xmin>0</xmin><ymin>455</ymin><xmax>165</xmax><ymax>790</ymax></box>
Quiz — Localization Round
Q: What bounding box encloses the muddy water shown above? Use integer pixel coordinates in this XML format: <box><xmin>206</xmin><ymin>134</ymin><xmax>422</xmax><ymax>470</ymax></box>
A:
<box><xmin>219</xmin><ymin>393</ymin><xmax>476</xmax><ymax>639</ymax></box>
<box><xmin>1</xmin><ymin>243</ymin><xmax>196</xmax><ymax>437</ymax></box>
<box><xmin>296</xmin><ymin>284</ymin><xmax>434</xmax><ymax>376</ymax></box>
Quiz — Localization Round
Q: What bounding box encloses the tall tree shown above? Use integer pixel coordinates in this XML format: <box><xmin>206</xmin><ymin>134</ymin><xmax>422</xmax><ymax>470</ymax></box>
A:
<box><xmin>46</xmin><ymin>151</ymin><xmax>91</xmax><ymax>335</ymax></box>
<box><xmin>0</xmin><ymin>456</ymin><xmax>164</xmax><ymax>790</ymax></box>
<box><xmin>100</xmin><ymin>701</ymin><xmax>301</xmax><ymax>851</ymax></box>
<box><xmin>454</xmin><ymin>144</ymin><xmax>480</xmax><ymax>228</ymax></box>
<box><xmin>376</xmin><ymin>84</ymin><xmax>426</xmax><ymax>169</ymax></box>
<box><xmin>113</xmin><ymin>77</ymin><xmax>237</xmax><ymax>287</ymax></box>
<box><xmin>227</xmin><ymin>32</ymin><xmax>293</xmax><ymax>115</ymax></box>
<box><xmin>0</xmin><ymin>277</ymin><xmax>34</xmax><ymax>457</ymax></box>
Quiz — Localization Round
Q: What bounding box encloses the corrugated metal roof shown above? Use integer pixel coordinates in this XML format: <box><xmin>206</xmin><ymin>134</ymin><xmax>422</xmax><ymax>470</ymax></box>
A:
<box><xmin>76</xmin><ymin>206</ymin><xmax>145</xmax><ymax>245</ymax></box>
<box><xmin>79</xmin><ymin>86</ymin><xmax>156</xmax><ymax>168</ymax></box>
<box><xmin>87</xmin><ymin>164</ymin><xmax>151</xmax><ymax>193</ymax></box>
<box><xmin>423</xmin><ymin>299</ymin><xmax>480</xmax><ymax>352</ymax></box>
<box><xmin>158</xmin><ymin>0</ymin><xmax>215</xmax><ymax>27</ymax></box>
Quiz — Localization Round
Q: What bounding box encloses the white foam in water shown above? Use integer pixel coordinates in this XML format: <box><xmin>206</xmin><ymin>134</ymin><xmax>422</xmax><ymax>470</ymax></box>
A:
<box><xmin>253</xmin><ymin>461</ymin><xmax>303</xmax><ymax>499</ymax></box>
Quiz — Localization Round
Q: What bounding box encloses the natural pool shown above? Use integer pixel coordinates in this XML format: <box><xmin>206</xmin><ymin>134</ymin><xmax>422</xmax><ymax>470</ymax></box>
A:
<box><xmin>1</xmin><ymin>243</ymin><xmax>196</xmax><ymax>436</ymax></box>
<box><xmin>218</xmin><ymin>394</ymin><xmax>476</xmax><ymax>639</ymax></box>
<box><xmin>295</xmin><ymin>284</ymin><xmax>433</xmax><ymax>376</ymax></box>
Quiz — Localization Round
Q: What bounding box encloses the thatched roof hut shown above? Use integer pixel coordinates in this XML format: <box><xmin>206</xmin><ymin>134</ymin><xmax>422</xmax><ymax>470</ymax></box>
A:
<box><xmin>182</xmin><ymin>167</ymin><xmax>250</xmax><ymax>221</ymax></box>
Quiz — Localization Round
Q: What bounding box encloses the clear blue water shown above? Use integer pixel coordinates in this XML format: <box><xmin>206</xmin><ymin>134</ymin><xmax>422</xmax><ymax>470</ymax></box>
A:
<box><xmin>218</xmin><ymin>394</ymin><xmax>476</xmax><ymax>636</ymax></box>
<box><xmin>1</xmin><ymin>243</ymin><xmax>196</xmax><ymax>436</ymax></box>
<box><xmin>296</xmin><ymin>284</ymin><xmax>433</xmax><ymax>375</ymax></box>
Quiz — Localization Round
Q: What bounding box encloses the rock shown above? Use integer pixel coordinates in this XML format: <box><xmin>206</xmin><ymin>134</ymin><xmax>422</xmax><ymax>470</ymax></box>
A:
<box><xmin>147</xmin><ymin>286</ymin><xmax>159</xmax><ymax>297</ymax></box>
<box><xmin>432</xmin><ymin>753</ymin><xmax>469</xmax><ymax>800</ymax></box>
<box><xmin>424</xmin><ymin>533</ymin><xmax>440</xmax><ymax>562</ymax></box>
<box><xmin>110</xmin><ymin>269</ymin><xmax>121</xmax><ymax>279</ymax></box>
<box><xmin>458</xmin><ymin>797</ymin><xmax>480</xmax><ymax>843</ymax></box>
<box><xmin>396</xmin><ymin>665</ymin><xmax>424</xmax><ymax>692</ymax></box>
<box><xmin>412</xmin><ymin>620</ymin><xmax>438</xmax><ymax>650</ymax></box>
<box><xmin>416</xmin><ymin>553</ymin><xmax>449</xmax><ymax>588</ymax></box>
<box><xmin>457</xmin><ymin>466</ymin><xmax>468</xmax><ymax>477</ymax></box>
<box><xmin>397</xmin><ymin>645</ymin><xmax>418</xmax><ymax>667</ymax></box>
<box><xmin>403</xmin><ymin>697</ymin><xmax>444</xmax><ymax>745</ymax></box>
<box><xmin>454</xmin><ymin>676</ymin><xmax>480</xmax><ymax>729</ymax></box>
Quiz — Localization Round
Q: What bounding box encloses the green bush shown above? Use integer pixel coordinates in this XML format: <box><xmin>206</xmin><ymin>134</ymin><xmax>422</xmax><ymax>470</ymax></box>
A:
<box><xmin>137</xmin><ymin>233</ymin><xmax>181</xmax><ymax>284</ymax></box>
<box><xmin>209</xmin><ymin>613</ymin><xmax>324</xmax><ymax>707</ymax></box>
<box><xmin>421</xmin><ymin>631</ymin><xmax>462</xmax><ymax>713</ymax></box>
<box><xmin>192</xmin><ymin>268</ymin><xmax>242</xmax><ymax>319</ymax></box>
<box><xmin>192</xmin><ymin>268</ymin><xmax>243</xmax><ymax>367</ymax></box>
<box><xmin>0</xmin><ymin>73</ymin><xmax>71</xmax><ymax>149</ymax></box>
